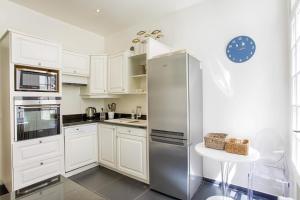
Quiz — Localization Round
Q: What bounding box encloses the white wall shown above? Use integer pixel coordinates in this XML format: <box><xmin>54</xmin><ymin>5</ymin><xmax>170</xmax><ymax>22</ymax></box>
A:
<box><xmin>106</xmin><ymin>0</ymin><xmax>289</xmax><ymax>195</ymax></box>
<box><xmin>0</xmin><ymin>0</ymin><xmax>105</xmax><ymax>183</ymax></box>
<box><xmin>105</xmin><ymin>95</ymin><xmax>147</xmax><ymax>114</ymax></box>
<box><xmin>62</xmin><ymin>85</ymin><xmax>105</xmax><ymax>115</ymax></box>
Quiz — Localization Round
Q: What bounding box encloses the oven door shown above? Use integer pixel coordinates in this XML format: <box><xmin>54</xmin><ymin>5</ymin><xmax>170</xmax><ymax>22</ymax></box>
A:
<box><xmin>15</xmin><ymin>105</ymin><xmax>61</xmax><ymax>141</ymax></box>
<box><xmin>15</xmin><ymin>67</ymin><xmax>58</xmax><ymax>92</ymax></box>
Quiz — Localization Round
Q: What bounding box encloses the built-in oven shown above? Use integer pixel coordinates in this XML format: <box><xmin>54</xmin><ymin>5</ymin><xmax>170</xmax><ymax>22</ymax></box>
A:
<box><xmin>15</xmin><ymin>65</ymin><xmax>59</xmax><ymax>92</ymax></box>
<box><xmin>14</xmin><ymin>97</ymin><xmax>61</xmax><ymax>141</ymax></box>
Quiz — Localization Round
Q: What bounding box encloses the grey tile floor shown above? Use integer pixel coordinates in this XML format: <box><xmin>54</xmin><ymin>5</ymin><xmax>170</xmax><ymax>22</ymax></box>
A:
<box><xmin>70</xmin><ymin>166</ymin><xmax>273</xmax><ymax>200</ymax></box>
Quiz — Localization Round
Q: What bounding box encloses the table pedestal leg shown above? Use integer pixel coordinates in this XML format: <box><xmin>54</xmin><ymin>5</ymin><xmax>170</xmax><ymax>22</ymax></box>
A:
<box><xmin>207</xmin><ymin>162</ymin><xmax>233</xmax><ymax>200</ymax></box>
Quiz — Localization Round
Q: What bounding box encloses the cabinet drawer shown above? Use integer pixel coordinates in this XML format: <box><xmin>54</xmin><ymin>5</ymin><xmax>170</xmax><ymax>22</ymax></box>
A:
<box><xmin>64</xmin><ymin>124</ymin><xmax>97</xmax><ymax>136</ymax></box>
<box><xmin>117</xmin><ymin>127</ymin><xmax>146</xmax><ymax>137</ymax></box>
<box><xmin>13</xmin><ymin>135</ymin><xmax>63</xmax><ymax>167</ymax></box>
<box><xmin>14</xmin><ymin>156</ymin><xmax>63</xmax><ymax>190</ymax></box>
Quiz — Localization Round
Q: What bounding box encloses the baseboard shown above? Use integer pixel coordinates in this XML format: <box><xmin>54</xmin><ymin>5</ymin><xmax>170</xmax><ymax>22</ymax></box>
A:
<box><xmin>203</xmin><ymin>177</ymin><xmax>278</xmax><ymax>200</ymax></box>
<box><xmin>64</xmin><ymin>163</ymin><xmax>99</xmax><ymax>177</ymax></box>
<box><xmin>0</xmin><ymin>184</ymin><xmax>8</xmax><ymax>196</ymax></box>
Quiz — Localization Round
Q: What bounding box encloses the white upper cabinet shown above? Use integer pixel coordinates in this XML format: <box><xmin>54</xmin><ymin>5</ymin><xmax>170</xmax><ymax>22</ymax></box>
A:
<box><xmin>11</xmin><ymin>32</ymin><xmax>61</xmax><ymax>69</ymax></box>
<box><xmin>81</xmin><ymin>55</ymin><xmax>108</xmax><ymax>96</ymax></box>
<box><xmin>108</xmin><ymin>52</ymin><xmax>128</xmax><ymax>93</ymax></box>
<box><xmin>62</xmin><ymin>50</ymin><xmax>90</xmax><ymax>77</ymax></box>
<box><xmin>90</xmin><ymin>55</ymin><xmax>107</xmax><ymax>93</ymax></box>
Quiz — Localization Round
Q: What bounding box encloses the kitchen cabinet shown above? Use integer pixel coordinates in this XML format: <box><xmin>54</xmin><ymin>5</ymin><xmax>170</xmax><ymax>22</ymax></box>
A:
<box><xmin>80</xmin><ymin>55</ymin><xmax>109</xmax><ymax>97</ymax></box>
<box><xmin>13</xmin><ymin>135</ymin><xmax>63</xmax><ymax>167</ymax></box>
<box><xmin>64</xmin><ymin>124</ymin><xmax>98</xmax><ymax>172</ymax></box>
<box><xmin>14</xmin><ymin>157</ymin><xmax>64</xmax><ymax>190</ymax></box>
<box><xmin>11</xmin><ymin>32</ymin><xmax>61</xmax><ymax>69</ymax></box>
<box><xmin>98</xmin><ymin>124</ymin><xmax>117</xmax><ymax>168</ymax></box>
<box><xmin>108</xmin><ymin>52</ymin><xmax>128</xmax><ymax>93</ymax></box>
<box><xmin>117</xmin><ymin>128</ymin><xmax>147</xmax><ymax>180</ymax></box>
<box><xmin>62</xmin><ymin>50</ymin><xmax>90</xmax><ymax>77</ymax></box>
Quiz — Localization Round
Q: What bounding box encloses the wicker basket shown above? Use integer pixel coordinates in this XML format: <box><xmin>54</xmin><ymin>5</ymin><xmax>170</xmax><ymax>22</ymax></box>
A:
<box><xmin>225</xmin><ymin>138</ymin><xmax>249</xmax><ymax>156</ymax></box>
<box><xmin>204</xmin><ymin>133</ymin><xmax>228</xmax><ymax>150</ymax></box>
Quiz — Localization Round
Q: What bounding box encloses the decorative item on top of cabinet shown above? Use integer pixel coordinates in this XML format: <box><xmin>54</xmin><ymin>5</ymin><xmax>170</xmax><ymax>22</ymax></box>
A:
<box><xmin>108</xmin><ymin>51</ymin><xmax>129</xmax><ymax>94</ymax></box>
<box><xmin>130</xmin><ymin>30</ymin><xmax>164</xmax><ymax>56</ymax></box>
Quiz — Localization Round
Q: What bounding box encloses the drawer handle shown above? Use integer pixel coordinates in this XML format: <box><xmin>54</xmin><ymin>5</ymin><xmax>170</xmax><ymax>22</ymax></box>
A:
<box><xmin>76</xmin><ymin>128</ymin><xmax>79</xmax><ymax>131</ymax></box>
<box><xmin>40</xmin><ymin>162</ymin><xmax>44</xmax><ymax>166</ymax></box>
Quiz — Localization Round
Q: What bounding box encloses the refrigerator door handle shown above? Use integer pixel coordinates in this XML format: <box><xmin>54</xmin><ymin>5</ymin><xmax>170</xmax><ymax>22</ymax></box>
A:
<box><xmin>150</xmin><ymin>135</ymin><xmax>187</xmax><ymax>147</ymax></box>
<box><xmin>151</xmin><ymin>129</ymin><xmax>185</xmax><ymax>140</ymax></box>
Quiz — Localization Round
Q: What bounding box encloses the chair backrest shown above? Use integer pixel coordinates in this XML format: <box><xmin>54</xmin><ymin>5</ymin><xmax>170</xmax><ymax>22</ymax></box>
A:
<box><xmin>252</xmin><ymin>129</ymin><xmax>286</xmax><ymax>163</ymax></box>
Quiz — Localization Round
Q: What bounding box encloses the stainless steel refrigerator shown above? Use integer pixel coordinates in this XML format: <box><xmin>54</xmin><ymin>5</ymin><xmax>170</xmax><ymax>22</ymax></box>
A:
<box><xmin>148</xmin><ymin>51</ymin><xmax>203</xmax><ymax>200</ymax></box>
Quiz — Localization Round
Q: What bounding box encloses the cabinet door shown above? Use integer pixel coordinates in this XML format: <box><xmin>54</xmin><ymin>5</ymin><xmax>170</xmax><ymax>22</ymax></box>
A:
<box><xmin>108</xmin><ymin>52</ymin><xmax>127</xmax><ymax>93</ymax></box>
<box><xmin>13</xmin><ymin>135</ymin><xmax>63</xmax><ymax>167</ymax></box>
<box><xmin>65</xmin><ymin>126</ymin><xmax>98</xmax><ymax>172</ymax></box>
<box><xmin>11</xmin><ymin>33</ymin><xmax>61</xmax><ymax>69</ymax></box>
<box><xmin>117</xmin><ymin>133</ymin><xmax>147</xmax><ymax>180</ymax></box>
<box><xmin>89</xmin><ymin>56</ymin><xmax>107</xmax><ymax>94</ymax></box>
<box><xmin>14</xmin><ymin>157</ymin><xmax>64</xmax><ymax>190</ymax></box>
<box><xmin>98</xmin><ymin>125</ymin><xmax>116</xmax><ymax>168</ymax></box>
<box><xmin>62</xmin><ymin>50</ymin><xmax>89</xmax><ymax>77</ymax></box>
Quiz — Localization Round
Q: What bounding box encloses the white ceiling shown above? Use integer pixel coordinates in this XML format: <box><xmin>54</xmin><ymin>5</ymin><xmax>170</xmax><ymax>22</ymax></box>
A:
<box><xmin>10</xmin><ymin>0</ymin><xmax>205</xmax><ymax>36</ymax></box>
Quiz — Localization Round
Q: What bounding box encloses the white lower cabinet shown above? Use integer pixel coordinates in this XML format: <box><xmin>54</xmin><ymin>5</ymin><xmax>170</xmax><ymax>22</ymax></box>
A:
<box><xmin>117</xmin><ymin>132</ymin><xmax>147</xmax><ymax>180</ymax></box>
<box><xmin>13</xmin><ymin>135</ymin><xmax>64</xmax><ymax>190</ymax></box>
<box><xmin>98</xmin><ymin>124</ymin><xmax>148</xmax><ymax>181</ymax></box>
<box><xmin>98</xmin><ymin>124</ymin><xmax>117</xmax><ymax>168</ymax></box>
<box><xmin>14</xmin><ymin>157</ymin><xmax>64</xmax><ymax>190</ymax></box>
<box><xmin>65</xmin><ymin>124</ymin><xmax>98</xmax><ymax>172</ymax></box>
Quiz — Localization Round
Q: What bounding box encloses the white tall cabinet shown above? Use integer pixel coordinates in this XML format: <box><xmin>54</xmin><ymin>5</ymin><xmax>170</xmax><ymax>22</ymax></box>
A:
<box><xmin>0</xmin><ymin>31</ymin><xmax>63</xmax><ymax>192</ymax></box>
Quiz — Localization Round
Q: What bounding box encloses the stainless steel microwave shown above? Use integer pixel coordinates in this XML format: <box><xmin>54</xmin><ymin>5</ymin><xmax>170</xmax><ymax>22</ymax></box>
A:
<box><xmin>15</xmin><ymin>65</ymin><xmax>59</xmax><ymax>92</ymax></box>
<box><xmin>14</xmin><ymin>97</ymin><xmax>61</xmax><ymax>141</ymax></box>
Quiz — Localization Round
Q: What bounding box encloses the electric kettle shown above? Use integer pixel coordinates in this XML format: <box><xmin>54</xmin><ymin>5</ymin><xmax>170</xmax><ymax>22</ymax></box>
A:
<box><xmin>86</xmin><ymin>107</ymin><xmax>96</xmax><ymax>119</ymax></box>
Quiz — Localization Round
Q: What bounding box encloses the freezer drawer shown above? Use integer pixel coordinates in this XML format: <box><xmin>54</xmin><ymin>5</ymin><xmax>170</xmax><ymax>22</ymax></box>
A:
<box><xmin>149</xmin><ymin>135</ymin><xmax>188</xmax><ymax>200</ymax></box>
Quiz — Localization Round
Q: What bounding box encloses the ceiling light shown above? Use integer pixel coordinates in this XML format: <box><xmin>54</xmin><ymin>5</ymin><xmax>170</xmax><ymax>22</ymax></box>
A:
<box><xmin>96</xmin><ymin>9</ymin><xmax>100</xmax><ymax>13</ymax></box>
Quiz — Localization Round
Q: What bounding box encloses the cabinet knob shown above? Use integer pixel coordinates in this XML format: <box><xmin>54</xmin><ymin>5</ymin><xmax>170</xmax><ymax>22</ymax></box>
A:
<box><xmin>39</xmin><ymin>140</ymin><xmax>42</xmax><ymax>144</ymax></box>
<box><xmin>40</xmin><ymin>162</ymin><xmax>44</xmax><ymax>165</ymax></box>
<box><xmin>38</xmin><ymin>62</ymin><xmax>41</xmax><ymax>66</ymax></box>
<box><xmin>76</xmin><ymin>128</ymin><xmax>79</xmax><ymax>131</ymax></box>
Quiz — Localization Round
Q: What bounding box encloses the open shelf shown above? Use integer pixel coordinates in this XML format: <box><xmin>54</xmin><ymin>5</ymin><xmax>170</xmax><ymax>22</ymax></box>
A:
<box><xmin>128</xmin><ymin>53</ymin><xmax>146</xmax><ymax>60</ymax></box>
<box><xmin>131</xmin><ymin>74</ymin><xmax>147</xmax><ymax>78</ymax></box>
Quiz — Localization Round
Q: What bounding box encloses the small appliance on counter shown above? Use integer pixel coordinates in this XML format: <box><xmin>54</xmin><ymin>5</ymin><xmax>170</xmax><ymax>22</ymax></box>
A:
<box><xmin>86</xmin><ymin>107</ymin><xmax>96</xmax><ymax>120</ymax></box>
<box><xmin>100</xmin><ymin>107</ymin><xmax>106</xmax><ymax>121</ymax></box>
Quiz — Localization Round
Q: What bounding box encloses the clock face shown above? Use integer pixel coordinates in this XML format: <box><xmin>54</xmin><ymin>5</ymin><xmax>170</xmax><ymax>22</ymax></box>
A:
<box><xmin>226</xmin><ymin>36</ymin><xmax>256</xmax><ymax>63</ymax></box>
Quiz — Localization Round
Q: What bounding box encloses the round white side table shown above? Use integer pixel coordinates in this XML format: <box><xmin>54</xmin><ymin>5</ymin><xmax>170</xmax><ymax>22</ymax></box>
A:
<box><xmin>195</xmin><ymin>143</ymin><xmax>260</xmax><ymax>200</ymax></box>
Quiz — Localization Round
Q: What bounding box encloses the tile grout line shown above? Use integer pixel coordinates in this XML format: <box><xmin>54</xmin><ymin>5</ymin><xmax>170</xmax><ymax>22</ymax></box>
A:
<box><xmin>133</xmin><ymin>188</ymin><xmax>150</xmax><ymax>200</ymax></box>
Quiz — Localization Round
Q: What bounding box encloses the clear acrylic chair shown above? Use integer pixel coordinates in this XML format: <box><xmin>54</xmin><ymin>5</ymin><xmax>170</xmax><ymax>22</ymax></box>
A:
<box><xmin>250</xmin><ymin>130</ymin><xmax>290</xmax><ymax>198</ymax></box>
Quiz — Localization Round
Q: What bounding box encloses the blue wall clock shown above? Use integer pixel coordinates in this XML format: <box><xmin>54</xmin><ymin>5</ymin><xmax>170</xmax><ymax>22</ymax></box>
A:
<box><xmin>226</xmin><ymin>36</ymin><xmax>256</xmax><ymax>63</ymax></box>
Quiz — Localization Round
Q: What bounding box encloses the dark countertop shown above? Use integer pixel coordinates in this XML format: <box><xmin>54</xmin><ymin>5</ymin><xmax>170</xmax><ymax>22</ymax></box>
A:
<box><xmin>0</xmin><ymin>176</ymin><xmax>105</xmax><ymax>200</ymax></box>
<box><xmin>62</xmin><ymin>113</ymin><xmax>147</xmax><ymax>129</ymax></box>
